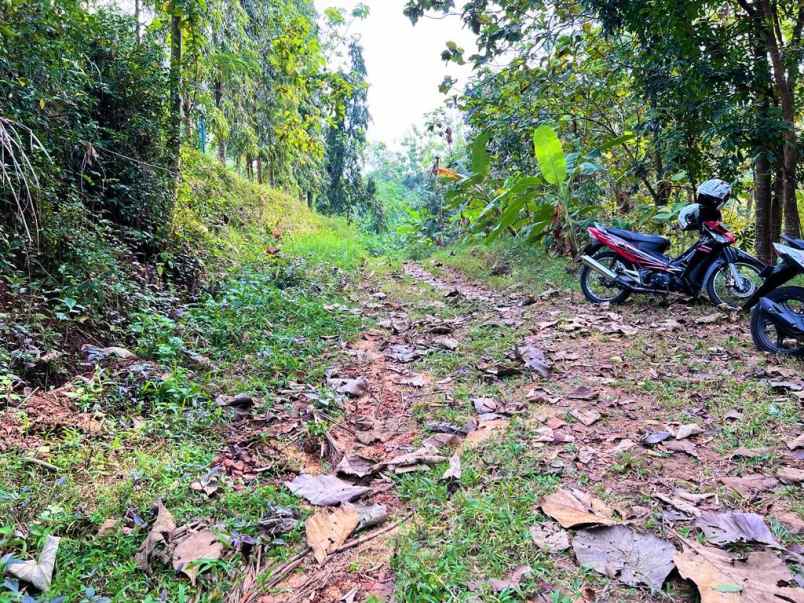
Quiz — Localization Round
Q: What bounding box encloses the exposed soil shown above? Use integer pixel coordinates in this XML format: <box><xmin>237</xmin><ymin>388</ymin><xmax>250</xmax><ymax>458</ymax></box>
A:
<box><xmin>256</xmin><ymin>262</ymin><xmax>803</xmax><ymax>602</ymax></box>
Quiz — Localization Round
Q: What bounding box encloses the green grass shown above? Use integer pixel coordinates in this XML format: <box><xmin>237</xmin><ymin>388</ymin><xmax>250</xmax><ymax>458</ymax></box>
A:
<box><xmin>425</xmin><ymin>239</ymin><xmax>575</xmax><ymax>295</ymax></box>
<box><xmin>0</xmin><ymin>204</ymin><xmax>370</xmax><ymax>601</ymax></box>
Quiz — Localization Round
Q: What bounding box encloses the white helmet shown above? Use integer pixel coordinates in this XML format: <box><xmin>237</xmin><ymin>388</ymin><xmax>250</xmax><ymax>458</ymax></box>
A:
<box><xmin>678</xmin><ymin>203</ymin><xmax>701</xmax><ymax>231</ymax></box>
<box><xmin>696</xmin><ymin>179</ymin><xmax>731</xmax><ymax>208</ymax></box>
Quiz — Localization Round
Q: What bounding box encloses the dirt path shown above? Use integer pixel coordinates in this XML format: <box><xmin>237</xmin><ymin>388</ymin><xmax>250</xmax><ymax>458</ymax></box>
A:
<box><xmin>249</xmin><ymin>261</ymin><xmax>803</xmax><ymax>602</ymax></box>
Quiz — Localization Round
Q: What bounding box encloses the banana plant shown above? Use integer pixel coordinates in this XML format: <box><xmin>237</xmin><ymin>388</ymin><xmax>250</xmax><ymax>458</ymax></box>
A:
<box><xmin>439</xmin><ymin>125</ymin><xmax>627</xmax><ymax>253</ymax></box>
<box><xmin>532</xmin><ymin>124</ymin><xmax>578</xmax><ymax>254</ymax></box>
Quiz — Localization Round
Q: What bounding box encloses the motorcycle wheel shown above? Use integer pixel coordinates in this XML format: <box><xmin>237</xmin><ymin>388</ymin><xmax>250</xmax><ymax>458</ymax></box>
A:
<box><xmin>579</xmin><ymin>251</ymin><xmax>631</xmax><ymax>304</ymax></box>
<box><xmin>705</xmin><ymin>260</ymin><xmax>764</xmax><ymax>309</ymax></box>
<box><xmin>750</xmin><ymin>286</ymin><xmax>804</xmax><ymax>357</ymax></box>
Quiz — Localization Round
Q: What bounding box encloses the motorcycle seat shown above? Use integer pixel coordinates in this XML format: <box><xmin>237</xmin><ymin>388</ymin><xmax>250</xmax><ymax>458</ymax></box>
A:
<box><xmin>781</xmin><ymin>235</ymin><xmax>804</xmax><ymax>250</ymax></box>
<box><xmin>607</xmin><ymin>227</ymin><xmax>670</xmax><ymax>252</ymax></box>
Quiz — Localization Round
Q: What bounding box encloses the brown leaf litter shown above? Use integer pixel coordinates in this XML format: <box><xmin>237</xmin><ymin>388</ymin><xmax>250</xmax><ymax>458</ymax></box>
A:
<box><xmin>572</xmin><ymin>525</ymin><xmax>676</xmax><ymax>591</ymax></box>
<box><xmin>540</xmin><ymin>488</ymin><xmax>618</xmax><ymax>528</ymax></box>
<box><xmin>675</xmin><ymin>539</ymin><xmax>804</xmax><ymax>603</ymax></box>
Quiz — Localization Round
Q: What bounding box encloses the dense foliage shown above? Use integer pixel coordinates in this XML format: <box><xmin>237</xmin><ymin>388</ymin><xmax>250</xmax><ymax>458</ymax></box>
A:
<box><xmin>402</xmin><ymin>0</ymin><xmax>803</xmax><ymax>262</ymax></box>
<box><xmin>0</xmin><ymin>0</ymin><xmax>377</xmax><ymax>279</ymax></box>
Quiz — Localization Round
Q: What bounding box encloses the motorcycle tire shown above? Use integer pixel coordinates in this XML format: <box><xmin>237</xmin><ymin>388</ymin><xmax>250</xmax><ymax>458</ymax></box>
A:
<box><xmin>579</xmin><ymin>250</ymin><xmax>631</xmax><ymax>304</ymax></box>
<box><xmin>705</xmin><ymin>258</ymin><xmax>765</xmax><ymax>309</ymax></box>
<box><xmin>750</xmin><ymin>286</ymin><xmax>804</xmax><ymax>357</ymax></box>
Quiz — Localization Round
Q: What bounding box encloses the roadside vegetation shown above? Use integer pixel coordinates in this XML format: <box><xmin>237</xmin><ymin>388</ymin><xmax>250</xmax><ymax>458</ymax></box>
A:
<box><xmin>2</xmin><ymin>0</ymin><xmax>803</xmax><ymax>602</ymax></box>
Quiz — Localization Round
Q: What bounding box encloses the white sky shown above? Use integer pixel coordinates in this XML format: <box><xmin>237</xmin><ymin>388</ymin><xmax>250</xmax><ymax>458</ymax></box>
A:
<box><xmin>314</xmin><ymin>0</ymin><xmax>476</xmax><ymax>145</ymax></box>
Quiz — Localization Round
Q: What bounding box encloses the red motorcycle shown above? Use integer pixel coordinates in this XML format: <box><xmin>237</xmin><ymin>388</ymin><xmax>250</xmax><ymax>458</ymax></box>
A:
<box><xmin>579</xmin><ymin>179</ymin><xmax>765</xmax><ymax>309</ymax></box>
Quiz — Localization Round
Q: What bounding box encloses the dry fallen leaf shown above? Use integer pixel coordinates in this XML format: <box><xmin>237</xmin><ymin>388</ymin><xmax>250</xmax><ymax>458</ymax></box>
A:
<box><xmin>530</xmin><ymin>523</ymin><xmax>571</xmax><ymax>553</ymax></box>
<box><xmin>570</xmin><ymin>408</ymin><xmax>601</xmax><ymax>426</ymax></box>
<box><xmin>135</xmin><ymin>501</ymin><xmax>176</xmax><ymax>572</ymax></box>
<box><xmin>336</xmin><ymin>454</ymin><xmax>376</xmax><ymax>478</ymax></box>
<box><xmin>473</xmin><ymin>397</ymin><xmax>498</xmax><ymax>414</ymax></box>
<box><xmin>488</xmin><ymin>564</ymin><xmax>533</xmax><ymax>593</ymax></box>
<box><xmin>459</xmin><ymin>419</ymin><xmax>509</xmax><ymax>451</ymax></box>
<box><xmin>661</xmin><ymin>439</ymin><xmax>699</xmax><ymax>458</ymax></box>
<box><xmin>729</xmin><ymin>447</ymin><xmax>772</xmax><ymax>459</ymax></box>
<box><xmin>305</xmin><ymin>506</ymin><xmax>360</xmax><ymax>564</ymax></box>
<box><xmin>441</xmin><ymin>453</ymin><xmax>462</xmax><ymax>481</ymax></box>
<box><xmin>347</xmin><ymin>502</ymin><xmax>388</xmax><ymax>531</ymax></box>
<box><xmin>285</xmin><ymin>474</ymin><xmax>370</xmax><ymax>506</ymax></box>
<box><xmin>433</xmin><ymin>335</ymin><xmax>459</xmax><ymax>350</ymax></box>
<box><xmin>719</xmin><ymin>474</ymin><xmax>779</xmax><ymax>498</ymax></box>
<box><xmin>675</xmin><ymin>423</ymin><xmax>703</xmax><ymax>440</ymax></box>
<box><xmin>695</xmin><ymin>313</ymin><xmax>722</xmax><ymax>325</ymax></box>
<box><xmin>654</xmin><ymin>493</ymin><xmax>701</xmax><ymax>518</ymax></box>
<box><xmin>6</xmin><ymin>535</ymin><xmax>60</xmax><ymax>591</ymax></box>
<box><xmin>395</xmin><ymin>373</ymin><xmax>428</xmax><ymax>388</ymax></box>
<box><xmin>567</xmin><ymin>386</ymin><xmax>597</xmax><ymax>401</ymax></box>
<box><xmin>573</xmin><ymin>526</ymin><xmax>675</xmax><ymax>592</ymax></box>
<box><xmin>642</xmin><ymin>431</ymin><xmax>672</xmax><ymax>446</ymax></box>
<box><xmin>172</xmin><ymin>529</ymin><xmax>224</xmax><ymax>584</ymax></box>
<box><xmin>785</xmin><ymin>433</ymin><xmax>804</xmax><ymax>450</ymax></box>
<box><xmin>516</xmin><ymin>339</ymin><xmax>551</xmax><ymax>378</ymax></box>
<box><xmin>777</xmin><ymin>466</ymin><xmax>804</xmax><ymax>484</ymax></box>
<box><xmin>383</xmin><ymin>446</ymin><xmax>446</xmax><ymax>468</ymax></box>
<box><xmin>96</xmin><ymin>518</ymin><xmax>118</xmax><ymax>538</ymax></box>
<box><xmin>674</xmin><ymin>539</ymin><xmax>804</xmax><ymax>603</ymax></box>
<box><xmin>422</xmin><ymin>432</ymin><xmax>462</xmax><ymax>449</ymax></box>
<box><xmin>694</xmin><ymin>511</ymin><xmax>779</xmax><ymax>547</ymax></box>
<box><xmin>329</xmin><ymin>377</ymin><xmax>369</xmax><ymax>397</ymax></box>
<box><xmin>540</xmin><ymin>488</ymin><xmax>617</xmax><ymax>529</ymax></box>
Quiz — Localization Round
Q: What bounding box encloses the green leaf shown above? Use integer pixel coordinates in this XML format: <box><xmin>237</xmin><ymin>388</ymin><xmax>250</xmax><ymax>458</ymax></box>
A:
<box><xmin>532</xmin><ymin>125</ymin><xmax>566</xmax><ymax>185</ymax></box>
<box><xmin>713</xmin><ymin>584</ymin><xmax>743</xmax><ymax>593</ymax></box>
<box><xmin>596</xmin><ymin>132</ymin><xmax>636</xmax><ymax>153</ymax></box>
<box><xmin>470</xmin><ymin>132</ymin><xmax>491</xmax><ymax>178</ymax></box>
<box><xmin>578</xmin><ymin>161</ymin><xmax>601</xmax><ymax>175</ymax></box>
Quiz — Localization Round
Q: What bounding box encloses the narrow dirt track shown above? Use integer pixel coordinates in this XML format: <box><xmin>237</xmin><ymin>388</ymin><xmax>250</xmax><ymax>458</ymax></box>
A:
<box><xmin>256</xmin><ymin>262</ymin><xmax>803</xmax><ymax>603</ymax></box>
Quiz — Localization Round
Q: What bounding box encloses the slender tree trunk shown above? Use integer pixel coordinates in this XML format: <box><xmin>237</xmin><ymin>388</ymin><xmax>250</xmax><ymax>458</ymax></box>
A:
<box><xmin>653</xmin><ymin>129</ymin><xmax>670</xmax><ymax>206</ymax></box>
<box><xmin>135</xmin><ymin>0</ymin><xmax>141</xmax><ymax>42</ymax></box>
<box><xmin>754</xmin><ymin>152</ymin><xmax>773</xmax><ymax>264</ymax></box>
<box><xmin>169</xmin><ymin>10</ymin><xmax>182</xmax><ymax>175</ymax></box>
<box><xmin>214</xmin><ymin>81</ymin><xmax>225</xmax><ymax>163</ymax></box>
<box><xmin>257</xmin><ymin>156</ymin><xmax>263</xmax><ymax>184</ymax></box>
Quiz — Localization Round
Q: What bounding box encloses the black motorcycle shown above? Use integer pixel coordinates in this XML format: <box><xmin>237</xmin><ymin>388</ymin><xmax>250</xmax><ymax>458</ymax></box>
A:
<box><xmin>743</xmin><ymin>235</ymin><xmax>804</xmax><ymax>356</ymax></box>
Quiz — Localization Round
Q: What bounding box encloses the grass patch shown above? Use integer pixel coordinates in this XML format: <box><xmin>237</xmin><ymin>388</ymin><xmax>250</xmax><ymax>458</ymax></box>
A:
<box><xmin>425</xmin><ymin>239</ymin><xmax>575</xmax><ymax>295</ymax></box>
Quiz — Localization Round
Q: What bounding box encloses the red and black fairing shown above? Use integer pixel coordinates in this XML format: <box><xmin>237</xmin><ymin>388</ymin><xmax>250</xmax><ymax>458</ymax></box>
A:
<box><xmin>587</xmin><ymin>226</ymin><xmax>676</xmax><ymax>272</ymax></box>
<box><xmin>586</xmin><ymin>219</ymin><xmax>742</xmax><ymax>295</ymax></box>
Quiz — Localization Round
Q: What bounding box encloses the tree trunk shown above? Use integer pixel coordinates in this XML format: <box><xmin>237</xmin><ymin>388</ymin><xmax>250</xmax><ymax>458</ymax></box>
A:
<box><xmin>257</xmin><ymin>156</ymin><xmax>263</xmax><ymax>184</ymax></box>
<box><xmin>169</xmin><ymin>11</ymin><xmax>182</xmax><ymax>175</ymax></box>
<box><xmin>214</xmin><ymin>80</ymin><xmax>225</xmax><ymax>163</ymax></box>
<box><xmin>754</xmin><ymin>152</ymin><xmax>773</xmax><ymax>264</ymax></box>
<box><xmin>654</xmin><ymin>129</ymin><xmax>670</xmax><ymax>206</ymax></box>
<box><xmin>135</xmin><ymin>0</ymin><xmax>141</xmax><ymax>42</ymax></box>
<box><xmin>757</xmin><ymin>0</ymin><xmax>800</xmax><ymax>237</ymax></box>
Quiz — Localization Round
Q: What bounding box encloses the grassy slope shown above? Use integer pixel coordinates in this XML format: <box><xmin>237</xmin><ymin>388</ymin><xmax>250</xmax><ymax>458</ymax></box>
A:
<box><xmin>0</xmin><ymin>151</ymin><xmax>370</xmax><ymax>601</ymax></box>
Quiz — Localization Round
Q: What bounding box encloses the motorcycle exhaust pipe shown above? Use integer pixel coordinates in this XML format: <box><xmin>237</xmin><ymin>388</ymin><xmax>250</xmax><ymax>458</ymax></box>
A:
<box><xmin>581</xmin><ymin>255</ymin><xmax>618</xmax><ymax>280</ymax></box>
